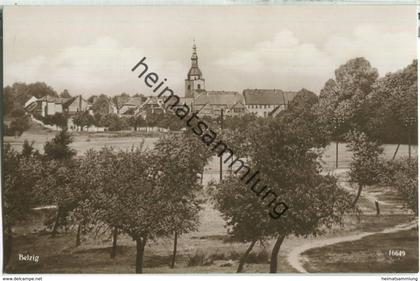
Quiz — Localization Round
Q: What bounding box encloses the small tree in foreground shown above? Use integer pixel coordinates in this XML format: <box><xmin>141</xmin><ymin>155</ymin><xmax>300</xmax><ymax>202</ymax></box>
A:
<box><xmin>212</xmin><ymin>113</ymin><xmax>353</xmax><ymax>273</ymax></box>
<box><xmin>346</xmin><ymin>130</ymin><xmax>383</xmax><ymax>207</ymax></box>
<box><xmin>212</xmin><ymin>173</ymin><xmax>353</xmax><ymax>273</ymax></box>
<box><xmin>44</xmin><ymin>130</ymin><xmax>76</xmax><ymax>161</ymax></box>
<box><xmin>77</xmin><ymin>148</ymin><xmax>127</xmax><ymax>258</ymax></box>
<box><xmin>3</xmin><ymin>144</ymin><xmax>43</xmax><ymax>267</ymax></box>
<box><xmin>152</xmin><ymin>133</ymin><xmax>212</xmax><ymax>268</ymax></box>
<box><xmin>35</xmin><ymin>159</ymin><xmax>81</xmax><ymax>237</ymax></box>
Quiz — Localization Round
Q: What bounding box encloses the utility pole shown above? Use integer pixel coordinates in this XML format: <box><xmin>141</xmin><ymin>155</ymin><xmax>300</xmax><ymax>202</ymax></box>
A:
<box><xmin>336</xmin><ymin>141</ymin><xmax>339</xmax><ymax>169</ymax></box>
<box><xmin>219</xmin><ymin>108</ymin><xmax>224</xmax><ymax>182</ymax></box>
<box><xmin>404</xmin><ymin>117</ymin><xmax>416</xmax><ymax>160</ymax></box>
<box><xmin>408</xmin><ymin>130</ymin><xmax>411</xmax><ymax>159</ymax></box>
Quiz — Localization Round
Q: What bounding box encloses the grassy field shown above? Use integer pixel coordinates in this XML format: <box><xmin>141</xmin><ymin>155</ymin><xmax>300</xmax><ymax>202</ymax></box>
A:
<box><xmin>5</xmin><ymin>203</ymin><xmax>298</xmax><ymax>273</ymax></box>
<box><xmin>3</xmin><ymin>125</ymin><xmax>418</xmax><ymax>273</ymax></box>
<box><xmin>302</xmin><ymin>228</ymin><xmax>419</xmax><ymax>273</ymax></box>
<box><xmin>5</xmin><ymin>193</ymin><xmax>417</xmax><ymax>274</ymax></box>
<box><xmin>4</xmin><ymin>126</ymin><xmax>417</xmax><ymax>170</ymax></box>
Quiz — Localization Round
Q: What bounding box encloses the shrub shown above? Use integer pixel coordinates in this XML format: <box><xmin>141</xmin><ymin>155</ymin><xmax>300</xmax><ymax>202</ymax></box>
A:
<box><xmin>209</xmin><ymin>250</ymin><xmax>227</xmax><ymax>261</ymax></box>
<box><xmin>8</xmin><ymin>116</ymin><xmax>31</xmax><ymax>136</ymax></box>
<box><xmin>11</xmin><ymin>108</ymin><xmax>26</xmax><ymax>118</ymax></box>
<box><xmin>207</xmin><ymin>249</ymin><xmax>268</xmax><ymax>264</ymax></box>
<box><xmin>44</xmin><ymin>130</ymin><xmax>76</xmax><ymax>160</ymax></box>
<box><xmin>379</xmin><ymin>158</ymin><xmax>418</xmax><ymax>215</ymax></box>
<box><xmin>246</xmin><ymin>250</ymin><xmax>269</xmax><ymax>264</ymax></box>
<box><xmin>186</xmin><ymin>251</ymin><xmax>214</xmax><ymax>267</ymax></box>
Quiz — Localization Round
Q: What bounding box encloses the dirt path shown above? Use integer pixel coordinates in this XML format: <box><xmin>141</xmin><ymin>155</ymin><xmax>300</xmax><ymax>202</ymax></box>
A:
<box><xmin>286</xmin><ymin>170</ymin><xmax>417</xmax><ymax>273</ymax></box>
<box><xmin>286</xmin><ymin>220</ymin><xmax>417</xmax><ymax>273</ymax></box>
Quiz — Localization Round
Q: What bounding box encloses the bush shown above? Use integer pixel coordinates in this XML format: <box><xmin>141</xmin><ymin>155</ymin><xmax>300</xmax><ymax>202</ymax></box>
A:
<box><xmin>246</xmin><ymin>250</ymin><xmax>269</xmax><ymax>264</ymax></box>
<box><xmin>11</xmin><ymin>108</ymin><xmax>26</xmax><ymax>118</ymax></box>
<box><xmin>379</xmin><ymin>158</ymin><xmax>418</xmax><ymax>215</ymax></box>
<box><xmin>8</xmin><ymin>116</ymin><xmax>31</xmax><ymax>136</ymax></box>
<box><xmin>101</xmin><ymin>114</ymin><xmax>129</xmax><ymax>131</ymax></box>
<box><xmin>209</xmin><ymin>251</ymin><xmax>227</xmax><ymax>261</ymax></box>
<box><xmin>207</xmin><ymin>249</ymin><xmax>268</xmax><ymax>264</ymax></box>
<box><xmin>186</xmin><ymin>251</ymin><xmax>214</xmax><ymax>267</ymax></box>
<box><xmin>44</xmin><ymin>130</ymin><xmax>76</xmax><ymax>160</ymax></box>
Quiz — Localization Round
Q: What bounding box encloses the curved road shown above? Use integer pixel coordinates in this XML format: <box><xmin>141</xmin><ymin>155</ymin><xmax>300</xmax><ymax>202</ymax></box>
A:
<box><xmin>287</xmin><ymin>220</ymin><xmax>417</xmax><ymax>273</ymax></box>
<box><xmin>287</xmin><ymin>176</ymin><xmax>417</xmax><ymax>273</ymax></box>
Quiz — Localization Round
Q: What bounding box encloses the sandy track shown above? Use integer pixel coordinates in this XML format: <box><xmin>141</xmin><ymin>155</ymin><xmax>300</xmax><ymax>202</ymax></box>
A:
<box><xmin>286</xmin><ymin>220</ymin><xmax>417</xmax><ymax>273</ymax></box>
<box><xmin>286</xmin><ymin>172</ymin><xmax>417</xmax><ymax>273</ymax></box>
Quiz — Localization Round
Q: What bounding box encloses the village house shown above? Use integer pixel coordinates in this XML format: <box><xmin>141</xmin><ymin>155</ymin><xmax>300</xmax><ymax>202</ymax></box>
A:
<box><xmin>135</xmin><ymin>96</ymin><xmax>166</xmax><ymax>118</ymax></box>
<box><xmin>117</xmin><ymin>96</ymin><xmax>146</xmax><ymax>116</ymax></box>
<box><xmin>64</xmin><ymin>95</ymin><xmax>91</xmax><ymax>116</ymax></box>
<box><xmin>194</xmin><ymin>91</ymin><xmax>246</xmax><ymax>118</ymax></box>
<box><xmin>243</xmin><ymin>89</ymin><xmax>297</xmax><ymax>117</ymax></box>
<box><xmin>25</xmin><ymin>95</ymin><xmax>92</xmax><ymax>117</ymax></box>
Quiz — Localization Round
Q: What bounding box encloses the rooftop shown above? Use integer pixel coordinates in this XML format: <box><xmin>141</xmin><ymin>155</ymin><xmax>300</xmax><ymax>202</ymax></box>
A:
<box><xmin>243</xmin><ymin>89</ymin><xmax>297</xmax><ymax>105</ymax></box>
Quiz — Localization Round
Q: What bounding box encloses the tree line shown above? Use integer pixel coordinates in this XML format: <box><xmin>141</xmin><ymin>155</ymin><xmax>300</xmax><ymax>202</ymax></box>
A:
<box><xmin>3</xmin><ymin>58</ymin><xmax>417</xmax><ymax>142</ymax></box>
<box><xmin>3</xmin><ymin>57</ymin><xmax>418</xmax><ymax>273</ymax></box>
<box><xmin>3</xmin><ymin>130</ymin><xmax>212</xmax><ymax>273</ymax></box>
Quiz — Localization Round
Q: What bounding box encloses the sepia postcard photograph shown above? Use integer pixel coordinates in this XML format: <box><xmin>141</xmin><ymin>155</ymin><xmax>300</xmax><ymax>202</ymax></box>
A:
<box><xmin>1</xmin><ymin>3</ymin><xmax>418</xmax><ymax>276</ymax></box>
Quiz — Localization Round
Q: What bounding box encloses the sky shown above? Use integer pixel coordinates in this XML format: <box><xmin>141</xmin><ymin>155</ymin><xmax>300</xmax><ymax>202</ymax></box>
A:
<box><xmin>4</xmin><ymin>5</ymin><xmax>417</xmax><ymax>98</ymax></box>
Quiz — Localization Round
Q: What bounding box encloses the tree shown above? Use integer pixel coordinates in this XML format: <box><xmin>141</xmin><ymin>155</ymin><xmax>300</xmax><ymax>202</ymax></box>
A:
<box><xmin>41</xmin><ymin>130</ymin><xmax>77</xmax><ymax>237</ymax></box>
<box><xmin>10</xmin><ymin>108</ymin><xmax>26</xmax><ymax>118</ymax></box>
<box><xmin>51</xmin><ymin>112</ymin><xmax>68</xmax><ymax>129</ymax></box>
<box><xmin>112</xmin><ymin>92</ymin><xmax>130</xmax><ymax>110</ymax></box>
<box><xmin>153</xmin><ymin>133</ymin><xmax>212</xmax><ymax>268</ymax></box>
<box><xmin>35</xmin><ymin>159</ymin><xmax>81</xmax><ymax>237</ymax></box>
<box><xmin>77</xmin><ymin>148</ymin><xmax>124</xmax><ymax>256</ymax></box>
<box><xmin>3</xmin><ymin>82</ymin><xmax>58</xmax><ymax>113</ymax></box>
<box><xmin>73</xmin><ymin>111</ymin><xmax>94</xmax><ymax>131</ymax></box>
<box><xmin>25</xmin><ymin>82</ymin><xmax>59</xmax><ymax>99</ymax></box>
<box><xmin>44</xmin><ymin>130</ymin><xmax>76</xmax><ymax>160</ymax></box>
<box><xmin>3</xmin><ymin>86</ymin><xmax>16</xmax><ymax>116</ymax></box>
<box><xmin>92</xmin><ymin>94</ymin><xmax>112</xmax><ymax>116</ymax></box>
<box><xmin>346</xmin><ymin>130</ymin><xmax>383</xmax><ymax>207</ymax></box>
<box><xmin>101</xmin><ymin>113</ymin><xmax>128</xmax><ymax>131</ymax></box>
<box><xmin>315</xmin><ymin>57</ymin><xmax>379</xmax><ymax>167</ymax></box>
<box><xmin>60</xmin><ymin>89</ymin><xmax>72</xmax><ymax>98</ymax></box>
<box><xmin>145</xmin><ymin>112</ymin><xmax>164</xmax><ymax>129</ymax></box>
<box><xmin>288</xmin><ymin>88</ymin><xmax>318</xmax><ymax>113</ymax></box>
<box><xmin>78</xmin><ymin>132</ymin><xmax>211</xmax><ymax>273</ymax></box>
<box><xmin>9</xmin><ymin>116</ymin><xmax>31</xmax><ymax>136</ymax></box>
<box><xmin>160</xmin><ymin>112</ymin><xmax>186</xmax><ymax>131</ymax></box>
<box><xmin>128</xmin><ymin>115</ymin><xmax>145</xmax><ymax>131</ymax></box>
<box><xmin>21</xmin><ymin>140</ymin><xmax>37</xmax><ymax>158</ymax></box>
<box><xmin>379</xmin><ymin>158</ymin><xmax>418</xmax><ymax>215</ymax></box>
<box><xmin>103</xmin><ymin>149</ymin><xmax>155</xmax><ymax>273</ymax></box>
<box><xmin>211</xmin><ymin>176</ymin><xmax>269</xmax><ymax>272</ymax></box>
<box><xmin>366</xmin><ymin>60</ymin><xmax>417</xmax><ymax>145</ymax></box>
<box><xmin>212</xmin><ymin>115</ymin><xmax>353</xmax><ymax>273</ymax></box>
<box><xmin>3</xmin><ymin>144</ymin><xmax>43</xmax><ymax>267</ymax></box>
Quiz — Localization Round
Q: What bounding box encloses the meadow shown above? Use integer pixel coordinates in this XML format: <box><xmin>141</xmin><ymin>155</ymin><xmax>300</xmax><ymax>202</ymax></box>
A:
<box><xmin>3</xmin><ymin>128</ymin><xmax>418</xmax><ymax>273</ymax></box>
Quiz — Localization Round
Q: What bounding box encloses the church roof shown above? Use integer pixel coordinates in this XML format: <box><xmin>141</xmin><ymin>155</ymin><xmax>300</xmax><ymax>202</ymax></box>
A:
<box><xmin>195</xmin><ymin>91</ymin><xmax>244</xmax><ymax>106</ymax></box>
<box><xmin>243</xmin><ymin>89</ymin><xmax>297</xmax><ymax>105</ymax></box>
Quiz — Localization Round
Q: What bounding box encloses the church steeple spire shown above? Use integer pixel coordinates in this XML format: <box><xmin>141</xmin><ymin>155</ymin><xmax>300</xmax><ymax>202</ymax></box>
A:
<box><xmin>185</xmin><ymin>40</ymin><xmax>205</xmax><ymax>99</ymax></box>
<box><xmin>191</xmin><ymin>43</ymin><xmax>198</xmax><ymax>65</ymax></box>
<box><xmin>188</xmin><ymin>41</ymin><xmax>202</xmax><ymax>79</ymax></box>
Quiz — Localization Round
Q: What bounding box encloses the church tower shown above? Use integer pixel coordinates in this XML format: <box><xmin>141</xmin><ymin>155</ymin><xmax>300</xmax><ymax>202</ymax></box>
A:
<box><xmin>185</xmin><ymin>42</ymin><xmax>205</xmax><ymax>99</ymax></box>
